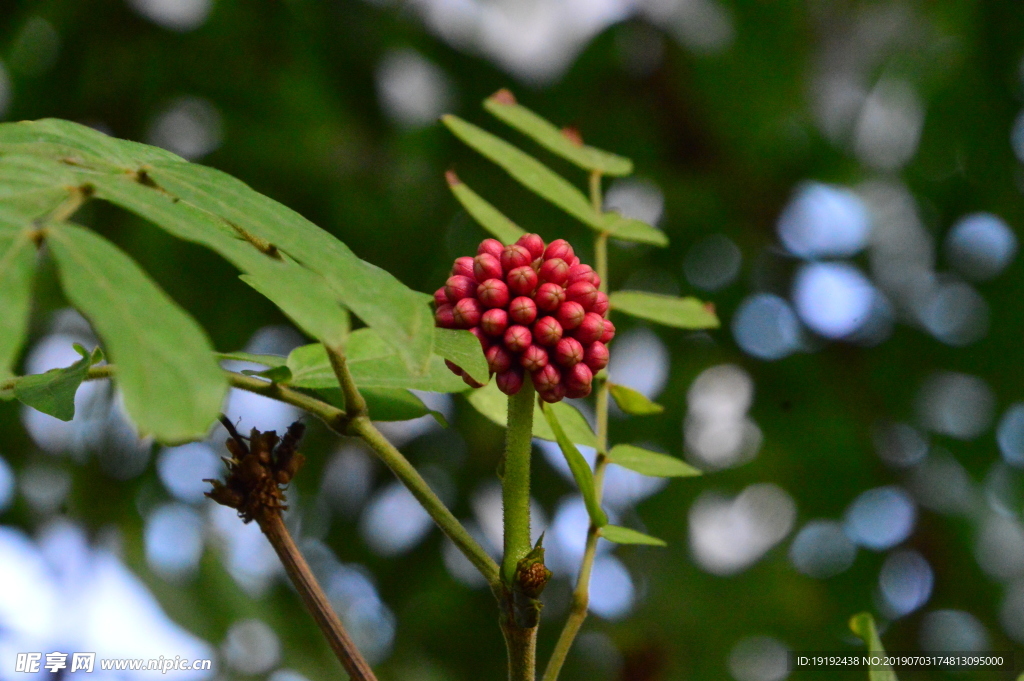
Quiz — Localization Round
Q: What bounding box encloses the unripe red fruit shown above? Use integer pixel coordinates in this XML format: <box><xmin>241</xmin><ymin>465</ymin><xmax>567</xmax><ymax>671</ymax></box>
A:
<box><xmin>478</xmin><ymin>239</ymin><xmax>504</xmax><ymax>258</ymax></box>
<box><xmin>469</xmin><ymin>326</ymin><xmax>490</xmax><ymax>350</ymax></box>
<box><xmin>554</xmin><ymin>337</ymin><xmax>584</xmax><ymax>367</ymax></box>
<box><xmin>477</xmin><ymin>278</ymin><xmax>510</xmax><ymax>309</ymax></box>
<box><xmin>453</xmin><ymin>297</ymin><xmax>482</xmax><ymax>328</ymax></box>
<box><xmin>507</xmin><ymin>265</ymin><xmax>538</xmax><ymax>295</ymax></box>
<box><xmin>569</xmin><ymin>256</ymin><xmax>581</xmax><ymax>267</ymax></box>
<box><xmin>433</xmin><ymin>287</ymin><xmax>448</xmax><ymax>307</ymax></box>
<box><xmin>496</xmin><ymin>368</ymin><xmax>524</xmax><ymax>395</ymax></box>
<box><xmin>535</xmin><ymin>283</ymin><xmax>565</xmax><ymax>311</ymax></box>
<box><xmin>592</xmin><ymin>292</ymin><xmax>609</xmax><ymax>316</ymax></box>
<box><xmin>445</xmin><ymin>275</ymin><xmax>477</xmax><ymax>303</ymax></box>
<box><xmin>556</xmin><ymin>301</ymin><xmax>586</xmax><ymax>330</ymax></box>
<box><xmin>501</xmin><ymin>244</ymin><xmax>532</xmax><ymax>273</ymax></box>
<box><xmin>452</xmin><ymin>256</ymin><xmax>475</xmax><ymax>279</ymax></box>
<box><xmin>565</xmin><ymin>362</ymin><xmax>593</xmax><ymax>391</ymax></box>
<box><xmin>545</xmin><ymin>239</ymin><xmax>574</xmax><ymax>262</ymax></box>
<box><xmin>533</xmin><ymin>316</ymin><xmax>563</xmax><ymax>346</ymax></box>
<box><xmin>445</xmin><ymin>359</ymin><xmax>464</xmax><ymax>376</ymax></box>
<box><xmin>565</xmin><ymin>384</ymin><xmax>592</xmax><ymax>399</ymax></box>
<box><xmin>583</xmin><ymin>341</ymin><xmax>609</xmax><ymax>371</ymax></box>
<box><xmin>480</xmin><ymin>308</ymin><xmax>509</xmax><ymax>337</ymax></box>
<box><xmin>435</xmin><ymin>304</ymin><xmax>455</xmax><ymax>328</ymax></box>
<box><xmin>504</xmin><ymin>325</ymin><xmax>532</xmax><ymax>353</ymax></box>
<box><xmin>520</xmin><ymin>344</ymin><xmax>549</xmax><ymax>372</ymax></box>
<box><xmin>517</xmin><ymin>233</ymin><xmax>546</xmax><ymax>260</ymax></box>
<box><xmin>566</xmin><ymin>281</ymin><xmax>598</xmax><ymax>310</ymax></box>
<box><xmin>486</xmin><ymin>345</ymin><xmax>513</xmax><ymax>374</ymax></box>
<box><xmin>532</xmin><ymin>363</ymin><xmax>560</xmax><ymax>392</ymax></box>
<box><xmin>539</xmin><ymin>383</ymin><xmax>566</xmax><ymax>403</ymax></box>
<box><xmin>600</xmin><ymin>319</ymin><xmax>616</xmax><ymax>343</ymax></box>
<box><xmin>567</xmin><ymin>264</ymin><xmax>594</xmax><ymax>285</ymax></box>
<box><xmin>509</xmin><ymin>296</ymin><xmax>538</xmax><ymax>325</ymax></box>
<box><xmin>575</xmin><ymin>312</ymin><xmax>606</xmax><ymax>344</ymax></box>
<box><xmin>539</xmin><ymin>258</ymin><xmax>570</xmax><ymax>286</ymax></box>
<box><xmin>474</xmin><ymin>253</ymin><xmax>503</xmax><ymax>282</ymax></box>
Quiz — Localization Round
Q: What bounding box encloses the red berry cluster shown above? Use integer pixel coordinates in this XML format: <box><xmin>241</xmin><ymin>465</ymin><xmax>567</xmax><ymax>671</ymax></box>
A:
<box><xmin>434</xmin><ymin>234</ymin><xmax>615</xmax><ymax>401</ymax></box>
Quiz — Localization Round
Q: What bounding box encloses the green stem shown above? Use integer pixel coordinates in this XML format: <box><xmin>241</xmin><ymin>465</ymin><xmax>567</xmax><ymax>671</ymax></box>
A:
<box><xmin>501</xmin><ymin>616</ymin><xmax>537</xmax><ymax>681</ymax></box>
<box><xmin>325</xmin><ymin>344</ymin><xmax>367</xmax><ymax>419</ymax></box>
<box><xmin>502</xmin><ymin>377</ymin><xmax>536</xmax><ymax>584</ymax></box>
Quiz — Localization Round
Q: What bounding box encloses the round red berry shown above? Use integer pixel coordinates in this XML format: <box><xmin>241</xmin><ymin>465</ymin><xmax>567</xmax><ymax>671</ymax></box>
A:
<box><xmin>496</xmin><ymin>368</ymin><xmax>524</xmax><ymax>395</ymax></box>
<box><xmin>556</xmin><ymin>301</ymin><xmax>586</xmax><ymax>330</ymax></box>
<box><xmin>535</xmin><ymin>282</ymin><xmax>565</xmax><ymax>311</ymax></box>
<box><xmin>469</xmin><ymin>326</ymin><xmax>490</xmax><ymax>350</ymax></box>
<box><xmin>486</xmin><ymin>345</ymin><xmax>513</xmax><ymax>374</ymax></box>
<box><xmin>453</xmin><ymin>297</ymin><xmax>482</xmax><ymax>328</ymax></box>
<box><xmin>567</xmin><ymin>264</ymin><xmax>594</xmax><ymax>285</ymax></box>
<box><xmin>532</xmin><ymin>363</ymin><xmax>560</xmax><ymax>392</ymax></box>
<box><xmin>517</xmin><ymin>233</ymin><xmax>546</xmax><ymax>260</ymax></box>
<box><xmin>435</xmin><ymin>304</ymin><xmax>456</xmax><ymax>328</ymax></box>
<box><xmin>507</xmin><ymin>265</ymin><xmax>539</xmax><ymax>295</ymax></box>
<box><xmin>474</xmin><ymin>253</ymin><xmax>503</xmax><ymax>282</ymax></box>
<box><xmin>504</xmin><ymin>325</ymin><xmax>532</xmax><ymax>353</ymax></box>
<box><xmin>574</xmin><ymin>312</ymin><xmax>606</xmax><ymax>344</ymax></box>
<box><xmin>478</xmin><ymin>239</ymin><xmax>504</xmax><ymax>258</ymax></box>
<box><xmin>481</xmin><ymin>308</ymin><xmax>509</xmax><ymax>337</ymax></box>
<box><xmin>477</xmin><ymin>278</ymin><xmax>510</xmax><ymax>309</ymax></box>
<box><xmin>544</xmin><ymin>239</ymin><xmax>574</xmax><ymax>262</ymax></box>
<box><xmin>533</xmin><ymin>316</ymin><xmax>563</xmax><ymax>346</ymax></box>
<box><xmin>539</xmin><ymin>258</ymin><xmax>570</xmax><ymax>286</ymax></box>
<box><xmin>445</xmin><ymin>275</ymin><xmax>477</xmax><ymax>303</ymax></box>
<box><xmin>583</xmin><ymin>341</ymin><xmax>609</xmax><ymax>371</ymax></box>
<box><xmin>592</xmin><ymin>291</ymin><xmax>609</xmax><ymax>316</ymax></box>
<box><xmin>539</xmin><ymin>383</ymin><xmax>567</xmax><ymax>403</ymax></box>
<box><xmin>433</xmin><ymin>287</ymin><xmax>448</xmax><ymax>307</ymax></box>
<box><xmin>565</xmin><ymin>281</ymin><xmax>598</xmax><ymax>310</ymax></box>
<box><xmin>520</xmin><ymin>344</ymin><xmax>549</xmax><ymax>372</ymax></box>
<box><xmin>554</xmin><ymin>337</ymin><xmax>584</xmax><ymax>367</ymax></box>
<box><xmin>509</xmin><ymin>296</ymin><xmax>538</xmax><ymax>325</ymax></box>
<box><xmin>452</xmin><ymin>256</ymin><xmax>475</xmax><ymax>279</ymax></box>
<box><xmin>565</xmin><ymin>362</ymin><xmax>593</xmax><ymax>392</ymax></box>
<box><xmin>600</xmin><ymin>319</ymin><xmax>616</xmax><ymax>343</ymax></box>
<box><xmin>501</xmin><ymin>244</ymin><xmax>532</xmax><ymax>273</ymax></box>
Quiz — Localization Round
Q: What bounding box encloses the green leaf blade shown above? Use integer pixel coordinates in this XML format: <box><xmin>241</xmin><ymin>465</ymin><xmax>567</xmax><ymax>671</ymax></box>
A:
<box><xmin>433</xmin><ymin>328</ymin><xmax>489</xmax><ymax>385</ymax></box>
<box><xmin>0</xmin><ymin>231</ymin><xmax>37</xmax><ymax>379</ymax></box>
<box><xmin>608</xmin><ymin>444</ymin><xmax>702</xmax><ymax>478</ymax></box>
<box><xmin>849</xmin><ymin>613</ymin><xmax>899</xmax><ymax>681</ymax></box>
<box><xmin>600</xmin><ymin>525</ymin><xmax>666</xmax><ymax>546</ymax></box>
<box><xmin>607</xmin><ymin>383</ymin><xmax>664</xmax><ymax>415</ymax></box>
<box><xmin>603</xmin><ymin>212</ymin><xmax>668</xmax><ymax>247</ymax></box>
<box><xmin>47</xmin><ymin>223</ymin><xmax>227</xmax><ymax>442</ymax></box>
<box><xmin>446</xmin><ymin>172</ymin><xmax>525</xmax><ymax>245</ymax></box>
<box><xmin>13</xmin><ymin>344</ymin><xmax>98</xmax><ymax>421</ymax></box>
<box><xmin>541</xmin><ymin>402</ymin><xmax>607</xmax><ymax>527</ymax></box>
<box><xmin>609</xmin><ymin>291</ymin><xmax>720</xmax><ymax>329</ymax></box>
<box><xmin>483</xmin><ymin>90</ymin><xmax>633</xmax><ymax>176</ymax></box>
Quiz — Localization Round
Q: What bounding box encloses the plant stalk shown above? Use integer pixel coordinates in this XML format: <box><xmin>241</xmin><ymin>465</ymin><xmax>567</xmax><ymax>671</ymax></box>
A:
<box><xmin>257</xmin><ymin>510</ymin><xmax>378</xmax><ymax>681</ymax></box>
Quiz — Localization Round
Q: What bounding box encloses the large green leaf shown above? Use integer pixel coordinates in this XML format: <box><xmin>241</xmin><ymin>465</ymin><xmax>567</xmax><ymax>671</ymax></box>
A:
<box><xmin>240</xmin><ymin>269</ymin><xmax>350</xmax><ymax>347</ymax></box>
<box><xmin>609</xmin><ymin>291</ymin><xmax>720</xmax><ymax>329</ymax></box>
<box><xmin>465</xmin><ymin>380</ymin><xmax>596</xmax><ymax>447</ymax></box>
<box><xmin>13</xmin><ymin>344</ymin><xmax>101</xmax><ymax>421</ymax></box>
<box><xmin>483</xmin><ymin>90</ymin><xmax>634</xmax><ymax>176</ymax></box>
<box><xmin>47</xmin><ymin>222</ymin><xmax>227</xmax><ymax>442</ymax></box>
<box><xmin>541</xmin><ymin>402</ymin><xmax>607</xmax><ymax>527</ymax></box>
<box><xmin>140</xmin><ymin>161</ymin><xmax>434</xmax><ymax>373</ymax></box>
<box><xmin>602</xmin><ymin>212</ymin><xmax>668</xmax><ymax>247</ymax></box>
<box><xmin>608</xmin><ymin>444</ymin><xmax>702</xmax><ymax>478</ymax></box>
<box><xmin>600</xmin><ymin>525</ymin><xmax>666</xmax><ymax>546</ymax></box>
<box><xmin>0</xmin><ymin>119</ymin><xmax>184</xmax><ymax>168</ymax></box>
<box><xmin>849</xmin><ymin>613</ymin><xmax>898</xmax><ymax>681</ymax></box>
<box><xmin>0</xmin><ymin>230</ymin><xmax>37</xmax><ymax>379</ymax></box>
<box><xmin>215</xmin><ymin>351</ymin><xmax>287</xmax><ymax>367</ymax></box>
<box><xmin>607</xmin><ymin>383</ymin><xmax>664</xmax><ymax>415</ymax></box>
<box><xmin>446</xmin><ymin>171</ymin><xmax>525</xmax><ymax>245</ymax></box>
<box><xmin>433</xmin><ymin>328</ymin><xmax>489</xmax><ymax>385</ymax></box>
<box><xmin>316</xmin><ymin>386</ymin><xmax>448</xmax><ymax>424</ymax></box>
<box><xmin>442</xmin><ymin>115</ymin><xmax>605</xmax><ymax>232</ymax></box>
<box><xmin>0</xmin><ymin>154</ymin><xmax>87</xmax><ymax>223</ymax></box>
<box><xmin>285</xmin><ymin>331</ymin><xmax>468</xmax><ymax>393</ymax></box>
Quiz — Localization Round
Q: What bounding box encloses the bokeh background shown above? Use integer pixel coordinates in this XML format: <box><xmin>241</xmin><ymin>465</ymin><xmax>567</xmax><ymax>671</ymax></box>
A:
<box><xmin>2</xmin><ymin>0</ymin><xmax>1024</xmax><ymax>679</ymax></box>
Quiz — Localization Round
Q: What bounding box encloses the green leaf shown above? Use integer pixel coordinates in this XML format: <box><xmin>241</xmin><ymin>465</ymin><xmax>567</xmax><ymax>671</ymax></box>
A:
<box><xmin>607</xmin><ymin>383</ymin><xmax>664</xmax><ymax>415</ymax></box>
<box><xmin>240</xmin><ymin>269</ymin><xmax>350</xmax><ymax>347</ymax></box>
<box><xmin>215</xmin><ymin>352</ymin><xmax>287</xmax><ymax>367</ymax></box>
<box><xmin>483</xmin><ymin>90</ymin><xmax>633</xmax><ymax>176</ymax></box>
<box><xmin>603</xmin><ymin>212</ymin><xmax>668</xmax><ymax>247</ymax></box>
<box><xmin>541</xmin><ymin>402</ymin><xmax>607</xmax><ymax>527</ymax></box>
<box><xmin>433</xmin><ymin>327</ymin><xmax>489</xmax><ymax>385</ymax></box>
<box><xmin>241</xmin><ymin>366</ymin><xmax>293</xmax><ymax>383</ymax></box>
<box><xmin>609</xmin><ymin>291</ymin><xmax>720</xmax><ymax>329</ymax></box>
<box><xmin>139</xmin><ymin>161</ymin><xmax>434</xmax><ymax>374</ymax></box>
<box><xmin>286</xmin><ymin>331</ymin><xmax>468</xmax><ymax>393</ymax></box>
<box><xmin>0</xmin><ymin>230</ymin><xmax>37</xmax><ymax>379</ymax></box>
<box><xmin>608</xmin><ymin>444</ymin><xmax>702</xmax><ymax>478</ymax></box>
<box><xmin>0</xmin><ymin>154</ymin><xmax>85</xmax><ymax>224</ymax></box>
<box><xmin>465</xmin><ymin>381</ymin><xmax>596</xmax><ymax>447</ymax></box>
<box><xmin>600</xmin><ymin>525</ymin><xmax>667</xmax><ymax>546</ymax></box>
<box><xmin>47</xmin><ymin>222</ymin><xmax>227</xmax><ymax>442</ymax></box>
<box><xmin>849</xmin><ymin>613</ymin><xmax>898</xmax><ymax>681</ymax></box>
<box><xmin>445</xmin><ymin>171</ymin><xmax>526</xmax><ymax>245</ymax></box>
<box><xmin>442</xmin><ymin>115</ymin><xmax>605</xmax><ymax>232</ymax></box>
<box><xmin>0</xmin><ymin>118</ymin><xmax>184</xmax><ymax>168</ymax></box>
<box><xmin>316</xmin><ymin>386</ymin><xmax>448</xmax><ymax>424</ymax></box>
<box><xmin>13</xmin><ymin>344</ymin><xmax>100</xmax><ymax>421</ymax></box>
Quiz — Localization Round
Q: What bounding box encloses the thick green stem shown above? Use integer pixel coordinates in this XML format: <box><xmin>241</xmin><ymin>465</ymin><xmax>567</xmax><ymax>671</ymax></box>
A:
<box><xmin>502</xmin><ymin>378</ymin><xmax>536</xmax><ymax>584</ymax></box>
<box><xmin>501</xmin><ymin>615</ymin><xmax>537</xmax><ymax>681</ymax></box>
